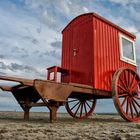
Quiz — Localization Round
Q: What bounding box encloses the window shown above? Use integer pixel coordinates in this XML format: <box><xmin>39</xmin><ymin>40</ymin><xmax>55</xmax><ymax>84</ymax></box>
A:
<box><xmin>120</xmin><ymin>34</ymin><xmax>136</xmax><ymax>65</ymax></box>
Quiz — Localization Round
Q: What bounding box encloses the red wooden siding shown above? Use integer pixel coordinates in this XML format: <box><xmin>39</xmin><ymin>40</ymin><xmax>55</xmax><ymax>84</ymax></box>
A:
<box><xmin>61</xmin><ymin>15</ymin><xmax>93</xmax><ymax>85</ymax></box>
<box><xmin>61</xmin><ymin>27</ymin><xmax>71</xmax><ymax>83</ymax></box>
<box><xmin>61</xmin><ymin>13</ymin><xmax>137</xmax><ymax>92</ymax></box>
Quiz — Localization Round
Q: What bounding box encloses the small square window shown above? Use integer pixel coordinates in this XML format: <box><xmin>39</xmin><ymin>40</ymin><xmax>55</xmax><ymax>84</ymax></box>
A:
<box><xmin>120</xmin><ymin>34</ymin><xmax>136</xmax><ymax>65</ymax></box>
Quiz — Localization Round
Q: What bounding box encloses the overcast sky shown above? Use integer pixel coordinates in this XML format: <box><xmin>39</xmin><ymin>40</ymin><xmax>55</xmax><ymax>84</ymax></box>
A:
<box><xmin>0</xmin><ymin>0</ymin><xmax>140</xmax><ymax>112</ymax></box>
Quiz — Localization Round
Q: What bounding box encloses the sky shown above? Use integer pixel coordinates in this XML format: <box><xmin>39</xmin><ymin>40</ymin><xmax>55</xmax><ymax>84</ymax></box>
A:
<box><xmin>0</xmin><ymin>0</ymin><xmax>140</xmax><ymax>113</ymax></box>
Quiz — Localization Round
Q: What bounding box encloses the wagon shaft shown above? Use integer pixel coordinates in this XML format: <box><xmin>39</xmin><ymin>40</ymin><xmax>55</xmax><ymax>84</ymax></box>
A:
<box><xmin>0</xmin><ymin>75</ymin><xmax>34</xmax><ymax>86</ymax></box>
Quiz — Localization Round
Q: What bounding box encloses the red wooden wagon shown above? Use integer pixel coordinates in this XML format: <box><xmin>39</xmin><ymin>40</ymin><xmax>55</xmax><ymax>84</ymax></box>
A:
<box><xmin>0</xmin><ymin>13</ymin><xmax>140</xmax><ymax>122</ymax></box>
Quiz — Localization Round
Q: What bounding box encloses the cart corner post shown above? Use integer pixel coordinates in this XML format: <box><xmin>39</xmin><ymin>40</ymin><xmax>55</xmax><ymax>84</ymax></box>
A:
<box><xmin>49</xmin><ymin>101</ymin><xmax>60</xmax><ymax>123</ymax></box>
<box><xmin>50</xmin><ymin>106</ymin><xmax>58</xmax><ymax>123</ymax></box>
<box><xmin>23</xmin><ymin>98</ymin><xmax>31</xmax><ymax>121</ymax></box>
<box><xmin>24</xmin><ymin>106</ymin><xmax>30</xmax><ymax>121</ymax></box>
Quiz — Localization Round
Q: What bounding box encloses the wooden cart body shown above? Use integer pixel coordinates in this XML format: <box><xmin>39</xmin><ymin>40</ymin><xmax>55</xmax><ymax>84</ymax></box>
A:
<box><xmin>0</xmin><ymin>75</ymin><xmax>111</xmax><ymax>122</ymax></box>
<box><xmin>61</xmin><ymin>13</ymin><xmax>136</xmax><ymax>91</ymax></box>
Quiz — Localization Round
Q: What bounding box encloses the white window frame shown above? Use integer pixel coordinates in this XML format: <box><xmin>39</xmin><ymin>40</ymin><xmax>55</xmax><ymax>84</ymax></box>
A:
<box><xmin>119</xmin><ymin>33</ymin><xmax>136</xmax><ymax>66</ymax></box>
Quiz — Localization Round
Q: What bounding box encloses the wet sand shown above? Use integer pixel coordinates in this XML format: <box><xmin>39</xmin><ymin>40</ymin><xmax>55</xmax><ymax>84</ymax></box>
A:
<box><xmin>0</xmin><ymin>111</ymin><xmax>139</xmax><ymax>140</ymax></box>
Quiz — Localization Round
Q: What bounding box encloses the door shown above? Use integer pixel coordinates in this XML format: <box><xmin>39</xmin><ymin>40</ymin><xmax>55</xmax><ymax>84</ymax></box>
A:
<box><xmin>70</xmin><ymin>21</ymin><xmax>93</xmax><ymax>86</ymax></box>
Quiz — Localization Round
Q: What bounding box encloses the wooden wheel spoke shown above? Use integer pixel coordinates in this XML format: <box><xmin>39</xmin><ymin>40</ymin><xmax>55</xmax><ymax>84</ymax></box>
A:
<box><xmin>131</xmin><ymin>83</ymin><xmax>138</xmax><ymax>91</ymax></box>
<box><xmin>87</xmin><ymin>100</ymin><xmax>93</xmax><ymax>103</ymax></box>
<box><xmin>74</xmin><ymin>103</ymin><xmax>81</xmax><ymax>116</ymax></box>
<box><xmin>123</xmin><ymin>71</ymin><xmax>128</xmax><ymax>88</ymax></box>
<box><xmin>68</xmin><ymin>99</ymin><xmax>78</xmax><ymax>103</ymax></box>
<box><xmin>83</xmin><ymin>102</ymin><xmax>87</xmax><ymax>115</ymax></box>
<box><xmin>117</xmin><ymin>84</ymin><xmax>128</xmax><ymax>92</ymax></box>
<box><xmin>80</xmin><ymin>103</ymin><xmax>84</xmax><ymax>117</ymax></box>
<box><xmin>134</xmin><ymin>96</ymin><xmax>140</xmax><ymax>100</ymax></box>
<box><xmin>127</xmin><ymin>70</ymin><xmax>130</xmax><ymax>88</ymax></box>
<box><xmin>121</xmin><ymin>96</ymin><xmax>128</xmax><ymax>107</ymax></box>
<box><xmin>70</xmin><ymin>101</ymin><xmax>80</xmax><ymax>111</ymax></box>
<box><xmin>119</xmin><ymin>77</ymin><xmax>128</xmax><ymax>90</ymax></box>
<box><xmin>133</xmin><ymin>98</ymin><xmax>140</xmax><ymax>108</ymax></box>
<box><xmin>85</xmin><ymin>101</ymin><xmax>92</xmax><ymax>110</ymax></box>
<box><xmin>131</xmin><ymin>98</ymin><xmax>139</xmax><ymax>117</ymax></box>
<box><xmin>118</xmin><ymin>93</ymin><xmax>128</xmax><ymax>97</ymax></box>
<box><xmin>129</xmin><ymin>98</ymin><xmax>134</xmax><ymax>118</ymax></box>
<box><xmin>126</xmin><ymin>98</ymin><xmax>129</xmax><ymax>114</ymax></box>
<box><xmin>129</xmin><ymin>74</ymin><xmax>136</xmax><ymax>89</ymax></box>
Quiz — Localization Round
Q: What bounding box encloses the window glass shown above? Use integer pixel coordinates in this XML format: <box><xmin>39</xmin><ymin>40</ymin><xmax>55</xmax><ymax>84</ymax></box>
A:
<box><xmin>121</xmin><ymin>37</ymin><xmax>134</xmax><ymax>60</ymax></box>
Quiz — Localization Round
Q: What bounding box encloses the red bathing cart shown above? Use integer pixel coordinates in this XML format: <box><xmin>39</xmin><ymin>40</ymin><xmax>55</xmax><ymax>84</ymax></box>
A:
<box><xmin>0</xmin><ymin>13</ymin><xmax>140</xmax><ymax>122</ymax></box>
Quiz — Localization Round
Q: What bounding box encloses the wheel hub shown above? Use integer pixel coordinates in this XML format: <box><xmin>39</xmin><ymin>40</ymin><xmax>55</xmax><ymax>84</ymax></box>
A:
<box><xmin>128</xmin><ymin>90</ymin><xmax>137</xmax><ymax>97</ymax></box>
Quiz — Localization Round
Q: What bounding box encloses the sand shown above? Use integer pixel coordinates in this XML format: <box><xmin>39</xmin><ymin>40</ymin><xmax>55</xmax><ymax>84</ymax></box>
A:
<box><xmin>0</xmin><ymin>111</ymin><xmax>139</xmax><ymax>140</ymax></box>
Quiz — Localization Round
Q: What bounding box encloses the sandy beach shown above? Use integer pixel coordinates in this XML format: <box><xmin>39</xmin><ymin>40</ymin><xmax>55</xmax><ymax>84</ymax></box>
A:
<box><xmin>0</xmin><ymin>112</ymin><xmax>139</xmax><ymax>140</ymax></box>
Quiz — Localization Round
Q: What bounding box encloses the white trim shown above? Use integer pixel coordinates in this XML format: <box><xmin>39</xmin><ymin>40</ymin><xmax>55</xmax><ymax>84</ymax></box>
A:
<box><xmin>119</xmin><ymin>33</ymin><xmax>136</xmax><ymax>66</ymax></box>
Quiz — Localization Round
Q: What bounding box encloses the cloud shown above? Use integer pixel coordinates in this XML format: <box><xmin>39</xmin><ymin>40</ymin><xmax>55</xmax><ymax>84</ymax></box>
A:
<box><xmin>23</xmin><ymin>0</ymin><xmax>91</xmax><ymax>31</ymax></box>
<box><xmin>0</xmin><ymin>61</ymin><xmax>45</xmax><ymax>78</ymax></box>
<box><xmin>0</xmin><ymin>55</ymin><xmax>5</xmax><ymax>59</ymax></box>
<box><xmin>0</xmin><ymin>62</ymin><xmax>7</xmax><ymax>70</ymax></box>
<box><xmin>0</xmin><ymin>72</ymin><xmax>6</xmax><ymax>75</ymax></box>
<box><xmin>108</xmin><ymin>0</ymin><xmax>139</xmax><ymax>6</ymax></box>
<box><xmin>0</xmin><ymin>0</ymin><xmax>62</xmax><ymax>79</ymax></box>
<box><xmin>51</xmin><ymin>41</ymin><xmax>62</xmax><ymax>49</ymax></box>
<box><xmin>22</xmin><ymin>35</ymin><xmax>39</xmax><ymax>45</ymax></box>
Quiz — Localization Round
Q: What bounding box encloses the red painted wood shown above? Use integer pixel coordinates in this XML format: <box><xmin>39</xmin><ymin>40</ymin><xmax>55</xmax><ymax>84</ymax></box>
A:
<box><xmin>61</xmin><ymin>13</ymin><xmax>137</xmax><ymax>92</ymax></box>
<box><xmin>93</xmin><ymin>16</ymin><xmax>136</xmax><ymax>91</ymax></box>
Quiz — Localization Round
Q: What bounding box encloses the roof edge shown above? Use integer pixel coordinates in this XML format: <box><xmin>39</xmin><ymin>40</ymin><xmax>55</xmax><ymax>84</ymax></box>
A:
<box><xmin>62</xmin><ymin>12</ymin><xmax>136</xmax><ymax>39</ymax></box>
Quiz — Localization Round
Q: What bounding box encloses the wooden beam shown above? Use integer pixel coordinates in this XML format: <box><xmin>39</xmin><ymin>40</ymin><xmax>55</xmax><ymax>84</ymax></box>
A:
<box><xmin>0</xmin><ymin>75</ymin><xmax>34</xmax><ymax>86</ymax></box>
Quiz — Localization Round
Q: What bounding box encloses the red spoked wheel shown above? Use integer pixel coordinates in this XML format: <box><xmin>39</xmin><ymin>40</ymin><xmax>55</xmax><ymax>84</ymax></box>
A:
<box><xmin>112</xmin><ymin>67</ymin><xmax>140</xmax><ymax>122</ymax></box>
<box><xmin>65</xmin><ymin>98</ymin><xmax>96</xmax><ymax>119</ymax></box>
